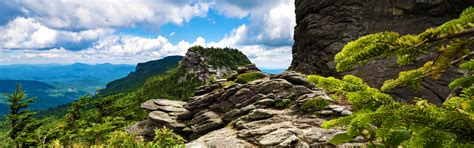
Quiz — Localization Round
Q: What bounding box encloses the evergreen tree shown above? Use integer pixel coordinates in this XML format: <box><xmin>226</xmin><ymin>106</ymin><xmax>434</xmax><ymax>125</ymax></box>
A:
<box><xmin>334</xmin><ymin>7</ymin><xmax>473</xmax><ymax>94</ymax></box>
<box><xmin>309</xmin><ymin>7</ymin><xmax>474</xmax><ymax>147</ymax></box>
<box><xmin>3</xmin><ymin>84</ymin><xmax>36</xmax><ymax>147</ymax></box>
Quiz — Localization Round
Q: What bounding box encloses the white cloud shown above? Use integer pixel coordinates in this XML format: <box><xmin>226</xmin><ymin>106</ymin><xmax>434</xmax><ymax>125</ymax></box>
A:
<box><xmin>0</xmin><ymin>35</ymin><xmax>206</xmax><ymax>65</ymax></box>
<box><xmin>0</xmin><ymin>17</ymin><xmax>112</xmax><ymax>49</ymax></box>
<box><xmin>10</xmin><ymin>0</ymin><xmax>210</xmax><ymax>29</ymax></box>
<box><xmin>239</xmin><ymin>45</ymin><xmax>292</xmax><ymax>69</ymax></box>
<box><xmin>208</xmin><ymin>24</ymin><xmax>248</xmax><ymax>47</ymax></box>
<box><xmin>213</xmin><ymin>0</ymin><xmax>295</xmax><ymax>46</ymax></box>
<box><xmin>0</xmin><ymin>0</ymin><xmax>295</xmax><ymax>69</ymax></box>
<box><xmin>1</xmin><ymin>34</ymin><xmax>292</xmax><ymax>68</ymax></box>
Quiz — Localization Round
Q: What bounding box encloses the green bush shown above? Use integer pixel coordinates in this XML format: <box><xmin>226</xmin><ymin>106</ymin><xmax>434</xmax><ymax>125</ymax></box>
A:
<box><xmin>153</xmin><ymin>127</ymin><xmax>185</xmax><ymax>147</ymax></box>
<box><xmin>107</xmin><ymin>130</ymin><xmax>140</xmax><ymax>146</ymax></box>
<box><xmin>235</xmin><ymin>72</ymin><xmax>266</xmax><ymax>84</ymax></box>
<box><xmin>300</xmin><ymin>97</ymin><xmax>331</xmax><ymax>112</ymax></box>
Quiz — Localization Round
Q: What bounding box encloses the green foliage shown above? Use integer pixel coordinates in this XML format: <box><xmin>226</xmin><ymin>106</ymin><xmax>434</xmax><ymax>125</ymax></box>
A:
<box><xmin>188</xmin><ymin>46</ymin><xmax>252</xmax><ymax>69</ymax></box>
<box><xmin>310</xmin><ymin>74</ymin><xmax>473</xmax><ymax>147</ymax></box>
<box><xmin>334</xmin><ymin>7</ymin><xmax>474</xmax><ymax>92</ymax></box>
<box><xmin>140</xmin><ymin>65</ymin><xmax>202</xmax><ymax>101</ymax></box>
<box><xmin>107</xmin><ymin>130</ymin><xmax>140</xmax><ymax>146</ymax></box>
<box><xmin>274</xmin><ymin>99</ymin><xmax>293</xmax><ymax>109</ymax></box>
<box><xmin>153</xmin><ymin>126</ymin><xmax>186</xmax><ymax>147</ymax></box>
<box><xmin>235</xmin><ymin>72</ymin><xmax>266</xmax><ymax>84</ymax></box>
<box><xmin>329</xmin><ymin>132</ymin><xmax>353</xmax><ymax>145</ymax></box>
<box><xmin>308</xmin><ymin>75</ymin><xmax>391</xmax><ymax>111</ymax></box>
<box><xmin>99</xmin><ymin>56</ymin><xmax>182</xmax><ymax>96</ymax></box>
<box><xmin>78</xmin><ymin>116</ymin><xmax>127</xmax><ymax>144</ymax></box>
<box><xmin>223</xmin><ymin>81</ymin><xmax>235</xmax><ymax>88</ymax></box>
<box><xmin>320</xmin><ymin>9</ymin><xmax>474</xmax><ymax>146</ymax></box>
<box><xmin>3</xmin><ymin>84</ymin><xmax>38</xmax><ymax>146</ymax></box>
<box><xmin>300</xmin><ymin>97</ymin><xmax>331</xmax><ymax>112</ymax></box>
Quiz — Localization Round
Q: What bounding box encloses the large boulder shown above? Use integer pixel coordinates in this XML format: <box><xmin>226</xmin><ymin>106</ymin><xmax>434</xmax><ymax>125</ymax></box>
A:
<box><xmin>129</xmin><ymin>70</ymin><xmax>363</xmax><ymax>146</ymax></box>
<box><xmin>288</xmin><ymin>0</ymin><xmax>472</xmax><ymax>103</ymax></box>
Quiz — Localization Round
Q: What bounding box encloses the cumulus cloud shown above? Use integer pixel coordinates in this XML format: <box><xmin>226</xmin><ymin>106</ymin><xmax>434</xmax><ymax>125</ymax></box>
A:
<box><xmin>213</xmin><ymin>0</ymin><xmax>295</xmax><ymax>47</ymax></box>
<box><xmin>0</xmin><ymin>0</ymin><xmax>295</xmax><ymax>69</ymax></box>
<box><xmin>0</xmin><ymin>17</ymin><xmax>112</xmax><ymax>49</ymax></box>
<box><xmin>1</xmin><ymin>33</ymin><xmax>292</xmax><ymax>68</ymax></box>
<box><xmin>0</xmin><ymin>35</ymin><xmax>206</xmax><ymax>65</ymax></box>
<box><xmin>6</xmin><ymin>0</ymin><xmax>210</xmax><ymax>29</ymax></box>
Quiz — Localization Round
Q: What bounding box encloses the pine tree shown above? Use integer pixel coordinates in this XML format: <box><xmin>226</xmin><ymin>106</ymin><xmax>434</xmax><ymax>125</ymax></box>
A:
<box><xmin>3</xmin><ymin>84</ymin><xmax>35</xmax><ymax>147</ymax></box>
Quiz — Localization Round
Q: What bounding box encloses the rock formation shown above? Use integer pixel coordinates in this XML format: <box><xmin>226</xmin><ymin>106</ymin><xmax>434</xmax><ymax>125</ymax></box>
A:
<box><xmin>127</xmin><ymin>66</ymin><xmax>362</xmax><ymax>147</ymax></box>
<box><xmin>182</xmin><ymin>49</ymin><xmax>234</xmax><ymax>82</ymax></box>
<box><xmin>289</xmin><ymin>0</ymin><xmax>473</xmax><ymax>103</ymax></box>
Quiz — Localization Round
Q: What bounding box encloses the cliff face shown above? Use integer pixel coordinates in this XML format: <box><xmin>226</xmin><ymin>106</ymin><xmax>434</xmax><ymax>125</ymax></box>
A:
<box><xmin>289</xmin><ymin>0</ymin><xmax>472</xmax><ymax>103</ymax></box>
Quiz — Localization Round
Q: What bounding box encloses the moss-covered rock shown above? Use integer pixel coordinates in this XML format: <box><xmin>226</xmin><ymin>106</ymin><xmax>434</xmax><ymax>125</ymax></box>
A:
<box><xmin>235</xmin><ymin>72</ymin><xmax>266</xmax><ymax>84</ymax></box>
<box><xmin>300</xmin><ymin>96</ymin><xmax>331</xmax><ymax>112</ymax></box>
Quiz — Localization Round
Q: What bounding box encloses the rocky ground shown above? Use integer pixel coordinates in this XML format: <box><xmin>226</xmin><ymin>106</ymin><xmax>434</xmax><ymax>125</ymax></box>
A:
<box><xmin>127</xmin><ymin>65</ymin><xmax>364</xmax><ymax>147</ymax></box>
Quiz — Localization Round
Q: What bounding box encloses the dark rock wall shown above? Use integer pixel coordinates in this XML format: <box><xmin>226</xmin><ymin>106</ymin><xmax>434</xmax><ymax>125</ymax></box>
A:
<box><xmin>289</xmin><ymin>0</ymin><xmax>472</xmax><ymax>103</ymax></box>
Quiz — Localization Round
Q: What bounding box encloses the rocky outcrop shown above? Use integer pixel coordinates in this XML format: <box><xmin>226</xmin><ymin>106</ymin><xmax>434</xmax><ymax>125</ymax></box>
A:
<box><xmin>182</xmin><ymin>49</ymin><xmax>233</xmax><ymax>82</ymax></box>
<box><xmin>289</xmin><ymin>0</ymin><xmax>472</xmax><ymax>103</ymax></box>
<box><xmin>128</xmin><ymin>66</ymin><xmax>361</xmax><ymax>147</ymax></box>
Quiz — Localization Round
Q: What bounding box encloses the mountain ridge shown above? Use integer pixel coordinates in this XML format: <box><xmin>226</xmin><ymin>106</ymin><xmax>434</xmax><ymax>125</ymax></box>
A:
<box><xmin>98</xmin><ymin>56</ymin><xmax>184</xmax><ymax>96</ymax></box>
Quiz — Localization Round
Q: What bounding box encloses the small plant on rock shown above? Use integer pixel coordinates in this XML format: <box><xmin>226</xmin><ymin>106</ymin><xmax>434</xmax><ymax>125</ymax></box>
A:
<box><xmin>300</xmin><ymin>97</ymin><xmax>331</xmax><ymax>112</ymax></box>
<box><xmin>235</xmin><ymin>72</ymin><xmax>266</xmax><ymax>84</ymax></box>
<box><xmin>274</xmin><ymin>99</ymin><xmax>293</xmax><ymax>109</ymax></box>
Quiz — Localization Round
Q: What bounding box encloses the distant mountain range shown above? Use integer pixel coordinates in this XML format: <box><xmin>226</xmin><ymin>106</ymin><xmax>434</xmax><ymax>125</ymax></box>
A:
<box><xmin>0</xmin><ymin>63</ymin><xmax>136</xmax><ymax>115</ymax></box>
<box><xmin>0</xmin><ymin>63</ymin><xmax>135</xmax><ymax>85</ymax></box>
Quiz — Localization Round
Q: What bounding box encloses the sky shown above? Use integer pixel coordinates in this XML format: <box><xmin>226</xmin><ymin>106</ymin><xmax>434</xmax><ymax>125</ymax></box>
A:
<box><xmin>0</xmin><ymin>0</ymin><xmax>295</xmax><ymax>69</ymax></box>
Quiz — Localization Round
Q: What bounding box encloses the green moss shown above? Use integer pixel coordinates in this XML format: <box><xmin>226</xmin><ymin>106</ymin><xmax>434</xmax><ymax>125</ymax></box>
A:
<box><xmin>235</xmin><ymin>72</ymin><xmax>266</xmax><ymax>84</ymax></box>
<box><xmin>300</xmin><ymin>97</ymin><xmax>331</xmax><ymax>112</ymax></box>
<box><xmin>274</xmin><ymin>99</ymin><xmax>293</xmax><ymax>109</ymax></box>
<box><xmin>223</xmin><ymin>81</ymin><xmax>235</xmax><ymax>88</ymax></box>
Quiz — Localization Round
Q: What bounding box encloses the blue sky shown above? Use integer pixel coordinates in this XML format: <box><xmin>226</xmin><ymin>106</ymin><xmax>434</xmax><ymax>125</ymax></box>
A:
<box><xmin>0</xmin><ymin>0</ymin><xmax>295</xmax><ymax>69</ymax></box>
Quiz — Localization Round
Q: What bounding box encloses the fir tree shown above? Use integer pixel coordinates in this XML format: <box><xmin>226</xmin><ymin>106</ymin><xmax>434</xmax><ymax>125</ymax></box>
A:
<box><xmin>334</xmin><ymin>7</ymin><xmax>474</xmax><ymax>94</ymax></box>
<box><xmin>310</xmin><ymin>7</ymin><xmax>474</xmax><ymax>147</ymax></box>
<box><xmin>3</xmin><ymin>84</ymin><xmax>36</xmax><ymax>147</ymax></box>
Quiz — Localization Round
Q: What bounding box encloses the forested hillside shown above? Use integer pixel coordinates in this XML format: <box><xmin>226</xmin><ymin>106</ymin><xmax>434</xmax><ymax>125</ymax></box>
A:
<box><xmin>98</xmin><ymin>56</ymin><xmax>183</xmax><ymax>96</ymax></box>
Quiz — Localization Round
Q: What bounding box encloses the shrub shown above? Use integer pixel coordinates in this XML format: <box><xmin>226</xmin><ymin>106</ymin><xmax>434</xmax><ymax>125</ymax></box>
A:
<box><xmin>235</xmin><ymin>72</ymin><xmax>266</xmax><ymax>84</ymax></box>
<box><xmin>153</xmin><ymin>126</ymin><xmax>185</xmax><ymax>147</ymax></box>
<box><xmin>107</xmin><ymin>130</ymin><xmax>140</xmax><ymax>146</ymax></box>
<box><xmin>300</xmin><ymin>97</ymin><xmax>331</xmax><ymax>112</ymax></box>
